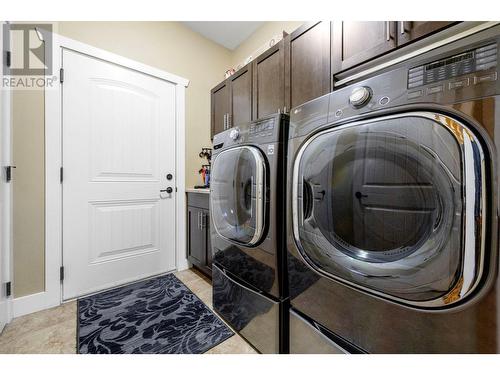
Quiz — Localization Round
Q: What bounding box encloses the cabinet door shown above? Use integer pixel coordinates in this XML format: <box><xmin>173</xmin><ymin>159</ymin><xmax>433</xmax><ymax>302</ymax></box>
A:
<box><xmin>228</xmin><ymin>63</ymin><xmax>253</xmax><ymax>128</ymax></box>
<box><xmin>397</xmin><ymin>21</ymin><xmax>457</xmax><ymax>46</ymax></box>
<box><xmin>332</xmin><ymin>21</ymin><xmax>396</xmax><ymax>75</ymax></box>
<box><xmin>253</xmin><ymin>40</ymin><xmax>285</xmax><ymax>120</ymax></box>
<box><xmin>285</xmin><ymin>21</ymin><xmax>331</xmax><ymax>110</ymax></box>
<box><xmin>188</xmin><ymin>206</ymin><xmax>206</xmax><ymax>265</ymax></box>
<box><xmin>211</xmin><ymin>80</ymin><xmax>229</xmax><ymax>138</ymax></box>
<box><xmin>204</xmin><ymin>209</ymin><xmax>212</xmax><ymax>270</ymax></box>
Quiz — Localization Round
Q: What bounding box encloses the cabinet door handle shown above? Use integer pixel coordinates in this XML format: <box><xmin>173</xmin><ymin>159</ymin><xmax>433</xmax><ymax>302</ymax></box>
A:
<box><xmin>386</xmin><ymin>21</ymin><xmax>393</xmax><ymax>41</ymax></box>
<box><xmin>198</xmin><ymin>212</ymin><xmax>201</xmax><ymax>229</ymax></box>
<box><xmin>400</xmin><ymin>21</ymin><xmax>405</xmax><ymax>35</ymax></box>
<box><xmin>223</xmin><ymin>114</ymin><xmax>227</xmax><ymax>130</ymax></box>
<box><xmin>227</xmin><ymin>113</ymin><xmax>231</xmax><ymax>129</ymax></box>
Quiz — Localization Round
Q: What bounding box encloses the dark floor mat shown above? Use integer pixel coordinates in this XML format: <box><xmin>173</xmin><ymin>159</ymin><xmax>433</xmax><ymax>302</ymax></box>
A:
<box><xmin>77</xmin><ymin>273</ymin><xmax>233</xmax><ymax>354</ymax></box>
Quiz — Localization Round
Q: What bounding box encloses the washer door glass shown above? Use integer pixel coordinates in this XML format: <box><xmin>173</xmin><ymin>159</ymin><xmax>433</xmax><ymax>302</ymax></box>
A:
<box><xmin>211</xmin><ymin>146</ymin><xmax>266</xmax><ymax>245</ymax></box>
<box><xmin>293</xmin><ymin>113</ymin><xmax>486</xmax><ymax>306</ymax></box>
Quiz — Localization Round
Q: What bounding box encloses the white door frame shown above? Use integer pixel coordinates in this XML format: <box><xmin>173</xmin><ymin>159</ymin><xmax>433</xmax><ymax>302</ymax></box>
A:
<box><xmin>13</xmin><ymin>32</ymin><xmax>189</xmax><ymax>317</ymax></box>
<box><xmin>0</xmin><ymin>21</ymin><xmax>13</xmax><ymax>327</ymax></box>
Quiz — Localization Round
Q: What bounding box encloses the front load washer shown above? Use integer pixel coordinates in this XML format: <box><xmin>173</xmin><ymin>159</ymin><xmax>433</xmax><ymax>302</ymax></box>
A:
<box><xmin>210</xmin><ymin>114</ymin><xmax>289</xmax><ymax>353</ymax></box>
<box><xmin>287</xmin><ymin>24</ymin><xmax>500</xmax><ymax>353</ymax></box>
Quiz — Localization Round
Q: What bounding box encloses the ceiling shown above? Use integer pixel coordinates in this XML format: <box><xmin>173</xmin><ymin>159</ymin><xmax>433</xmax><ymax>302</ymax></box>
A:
<box><xmin>182</xmin><ymin>21</ymin><xmax>264</xmax><ymax>50</ymax></box>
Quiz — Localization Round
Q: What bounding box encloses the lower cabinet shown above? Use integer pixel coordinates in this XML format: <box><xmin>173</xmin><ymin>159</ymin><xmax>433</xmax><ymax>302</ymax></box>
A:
<box><xmin>187</xmin><ymin>192</ymin><xmax>212</xmax><ymax>277</ymax></box>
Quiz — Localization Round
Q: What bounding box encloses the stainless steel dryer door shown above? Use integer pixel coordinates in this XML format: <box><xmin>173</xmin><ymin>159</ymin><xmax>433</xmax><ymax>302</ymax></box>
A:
<box><xmin>292</xmin><ymin>112</ymin><xmax>486</xmax><ymax>308</ymax></box>
<box><xmin>211</xmin><ymin>146</ymin><xmax>266</xmax><ymax>246</ymax></box>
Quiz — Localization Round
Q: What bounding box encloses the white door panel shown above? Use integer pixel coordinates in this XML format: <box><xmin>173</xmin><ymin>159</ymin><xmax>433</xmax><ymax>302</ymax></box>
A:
<box><xmin>62</xmin><ymin>50</ymin><xmax>176</xmax><ymax>300</ymax></box>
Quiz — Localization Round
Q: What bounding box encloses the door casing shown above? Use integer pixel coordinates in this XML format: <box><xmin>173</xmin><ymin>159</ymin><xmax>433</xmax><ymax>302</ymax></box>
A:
<box><xmin>0</xmin><ymin>21</ymin><xmax>13</xmax><ymax>330</ymax></box>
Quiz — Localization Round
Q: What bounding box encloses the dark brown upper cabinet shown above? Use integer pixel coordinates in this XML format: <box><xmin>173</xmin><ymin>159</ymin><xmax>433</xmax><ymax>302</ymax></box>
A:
<box><xmin>285</xmin><ymin>21</ymin><xmax>331</xmax><ymax>110</ymax></box>
<box><xmin>253</xmin><ymin>39</ymin><xmax>286</xmax><ymax>120</ymax></box>
<box><xmin>397</xmin><ymin>21</ymin><xmax>457</xmax><ymax>46</ymax></box>
<box><xmin>228</xmin><ymin>63</ymin><xmax>253</xmax><ymax>128</ymax></box>
<box><xmin>211</xmin><ymin>80</ymin><xmax>229</xmax><ymax>138</ymax></box>
<box><xmin>332</xmin><ymin>21</ymin><xmax>396</xmax><ymax>75</ymax></box>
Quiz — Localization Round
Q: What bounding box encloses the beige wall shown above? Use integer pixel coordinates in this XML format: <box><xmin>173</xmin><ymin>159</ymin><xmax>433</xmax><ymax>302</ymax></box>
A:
<box><xmin>230</xmin><ymin>21</ymin><xmax>304</xmax><ymax>68</ymax></box>
<box><xmin>57</xmin><ymin>22</ymin><xmax>233</xmax><ymax>189</ymax></box>
<box><xmin>12</xmin><ymin>90</ymin><xmax>46</xmax><ymax>297</ymax></box>
<box><xmin>11</xmin><ymin>29</ymin><xmax>46</xmax><ymax>297</ymax></box>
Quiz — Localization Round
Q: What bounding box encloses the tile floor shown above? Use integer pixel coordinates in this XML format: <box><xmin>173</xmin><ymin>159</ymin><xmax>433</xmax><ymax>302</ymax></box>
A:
<box><xmin>0</xmin><ymin>268</ymin><xmax>257</xmax><ymax>354</ymax></box>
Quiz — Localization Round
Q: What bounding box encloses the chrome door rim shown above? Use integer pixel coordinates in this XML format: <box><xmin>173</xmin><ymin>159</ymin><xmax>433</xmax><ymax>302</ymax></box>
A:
<box><xmin>211</xmin><ymin>145</ymin><xmax>266</xmax><ymax>246</ymax></box>
<box><xmin>291</xmin><ymin>111</ymin><xmax>487</xmax><ymax>309</ymax></box>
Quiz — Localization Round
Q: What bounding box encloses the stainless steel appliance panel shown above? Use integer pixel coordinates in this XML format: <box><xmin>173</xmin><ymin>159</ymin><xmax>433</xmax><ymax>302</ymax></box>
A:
<box><xmin>212</xmin><ymin>265</ymin><xmax>280</xmax><ymax>354</ymax></box>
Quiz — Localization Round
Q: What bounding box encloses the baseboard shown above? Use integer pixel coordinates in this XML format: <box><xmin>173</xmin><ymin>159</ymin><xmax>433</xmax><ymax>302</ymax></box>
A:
<box><xmin>13</xmin><ymin>291</ymin><xmax>60</xmax><ymax>318</ymax></box>
<box><xmin>177</xmin><ymin>258</ymin><xmax>190</xmax><ymax>272</ymax></box>
<box><xmin>13</xmin><ymin>262</ymin><xmax>190</xmax><ymax>318</ymax></box>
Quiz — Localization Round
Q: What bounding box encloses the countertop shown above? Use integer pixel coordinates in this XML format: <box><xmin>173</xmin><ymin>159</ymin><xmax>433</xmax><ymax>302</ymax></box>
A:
<box><xmin>186</xmin><ymin>188</ymin><xmax>210</xmax><ymax>194</ymax></box>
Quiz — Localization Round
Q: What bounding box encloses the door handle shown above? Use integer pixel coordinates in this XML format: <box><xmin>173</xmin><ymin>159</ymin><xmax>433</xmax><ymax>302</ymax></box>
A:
<box><xmin>201</xmin><ymin>212</ymin><xmax>206</xmax><ymax>229</ymax></box>
<box><xmin>223</xmin><ymin>113</ymin><xmax>227</xmax><ymax>130</ymax></box>
<box><xmin>160</xmin><ymin>186</ymin><xmax>173</xmax><ymax>199</ymax></box>
<box><xmin>198</xmin><ymin>211</ymin><xmax>203</xmax><ymax>230</ymax></box>
<box><xmin>227</xmin><ymin>113</ymin><xmax>231</xmax><ymax>129</ymax></box>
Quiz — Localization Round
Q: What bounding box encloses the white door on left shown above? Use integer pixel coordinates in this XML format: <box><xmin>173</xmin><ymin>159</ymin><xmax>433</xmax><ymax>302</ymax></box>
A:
<box><xmin>62</xmin><ymin>49</ymin><xmax>177</xmax><ymax>300</ymax></box>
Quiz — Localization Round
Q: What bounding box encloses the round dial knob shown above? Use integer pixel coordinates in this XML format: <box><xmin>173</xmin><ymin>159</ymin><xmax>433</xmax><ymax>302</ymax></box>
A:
<box><xmin>349</xmin><ymin>86</ymin><xmax>372</xmax><ymax>108</ymax></box>
<box><xmin>229</xmin><ymin>128</ymin><xmax>240</xmax><ymax>140</ymax></box>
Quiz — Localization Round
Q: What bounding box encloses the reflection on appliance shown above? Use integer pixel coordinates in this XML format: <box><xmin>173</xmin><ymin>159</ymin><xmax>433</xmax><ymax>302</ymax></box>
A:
<box><xmin>210</xmin><ymin>114</ymin><xmax>289</xmax><ymax>353</ymax></box>
<box><xmin>212</xmin><ymin>266</ymin><xmax>274</xmax><ymax>331</ymax></box>
<box><xmin>287</xmin><ymin>252</ymin><xmax>320</xmax><ymax>300</ymax></box>
<box><xmin>287</xmin><ymin>25</ymin><xmax>499</xmax><ymax>353</ymax></box>
<box><xmin>213</xmin><ymin>246</ymin><xmax>275</xmax><ymax>293</ymax></box>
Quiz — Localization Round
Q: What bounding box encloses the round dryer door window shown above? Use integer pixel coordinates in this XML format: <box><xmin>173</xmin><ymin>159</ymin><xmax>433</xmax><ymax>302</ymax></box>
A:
<box><xmin>292</xmin><ymin>112</ymin><xmax>487</xmax><ymax>307</ymax></box>
<box><xmin>211</xmin><ymin>146</ymin><xmax>266</xmax><ymax>246</ymax></box>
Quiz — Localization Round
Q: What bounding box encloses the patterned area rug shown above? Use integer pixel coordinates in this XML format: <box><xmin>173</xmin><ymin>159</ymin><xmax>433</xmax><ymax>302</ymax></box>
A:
<box><xmin>77</xmin><ymin>273</ymin><xmax>233</xmax><ymax>354</ymax></box>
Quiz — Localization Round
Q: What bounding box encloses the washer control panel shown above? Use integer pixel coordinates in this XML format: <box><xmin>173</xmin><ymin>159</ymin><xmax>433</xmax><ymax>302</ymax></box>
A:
<box><xmin>213</xmin><ymin>116</ymin><xmax>282</xmax><ymax>149</ymax></box>
<box><xmin>408</xmin><ymin>43</ymin><xmax>497</xmax><ymax>89</ymax></box>
<box><xmin>248</xmin><ymin>119</ymin><xmax>275</xmax><ymax>140</ymax></box>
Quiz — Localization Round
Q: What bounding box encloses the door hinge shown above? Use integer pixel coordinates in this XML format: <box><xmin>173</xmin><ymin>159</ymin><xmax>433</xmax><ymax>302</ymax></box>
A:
<box><xmin>60</xmin><ymin>167</ymin><xmax>63</xmax><ymax>183</ymax></box>
<box><xmin>5</xmin><ymin>50</ymin><xmax>11</xmax><ymax>68</ymax></box>
<box><xmin>5</xmin><ymin>165</ymin><xmax>16</xmax><ymax>182</ymax></box>
<box><xmin>60</xmin><ymin>266</ymin><xmax>64</xmax><ymax>281</ymax></box>
<box><xmin>59</xmin><ymin>68</ymin><xmax>64</xmax><ymax>83</ymax></box>
<box><xmin>5</xmin><ymin>282</ymin><xmax>11</xmax><ymax>297</ymax></box>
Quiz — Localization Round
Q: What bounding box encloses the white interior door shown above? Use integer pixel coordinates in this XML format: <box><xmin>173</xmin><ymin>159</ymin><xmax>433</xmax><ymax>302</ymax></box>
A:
<box><xmin>62</xmin><ymin>49</ymin><xmax>177</xmax><ymax>300</ymax></box>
